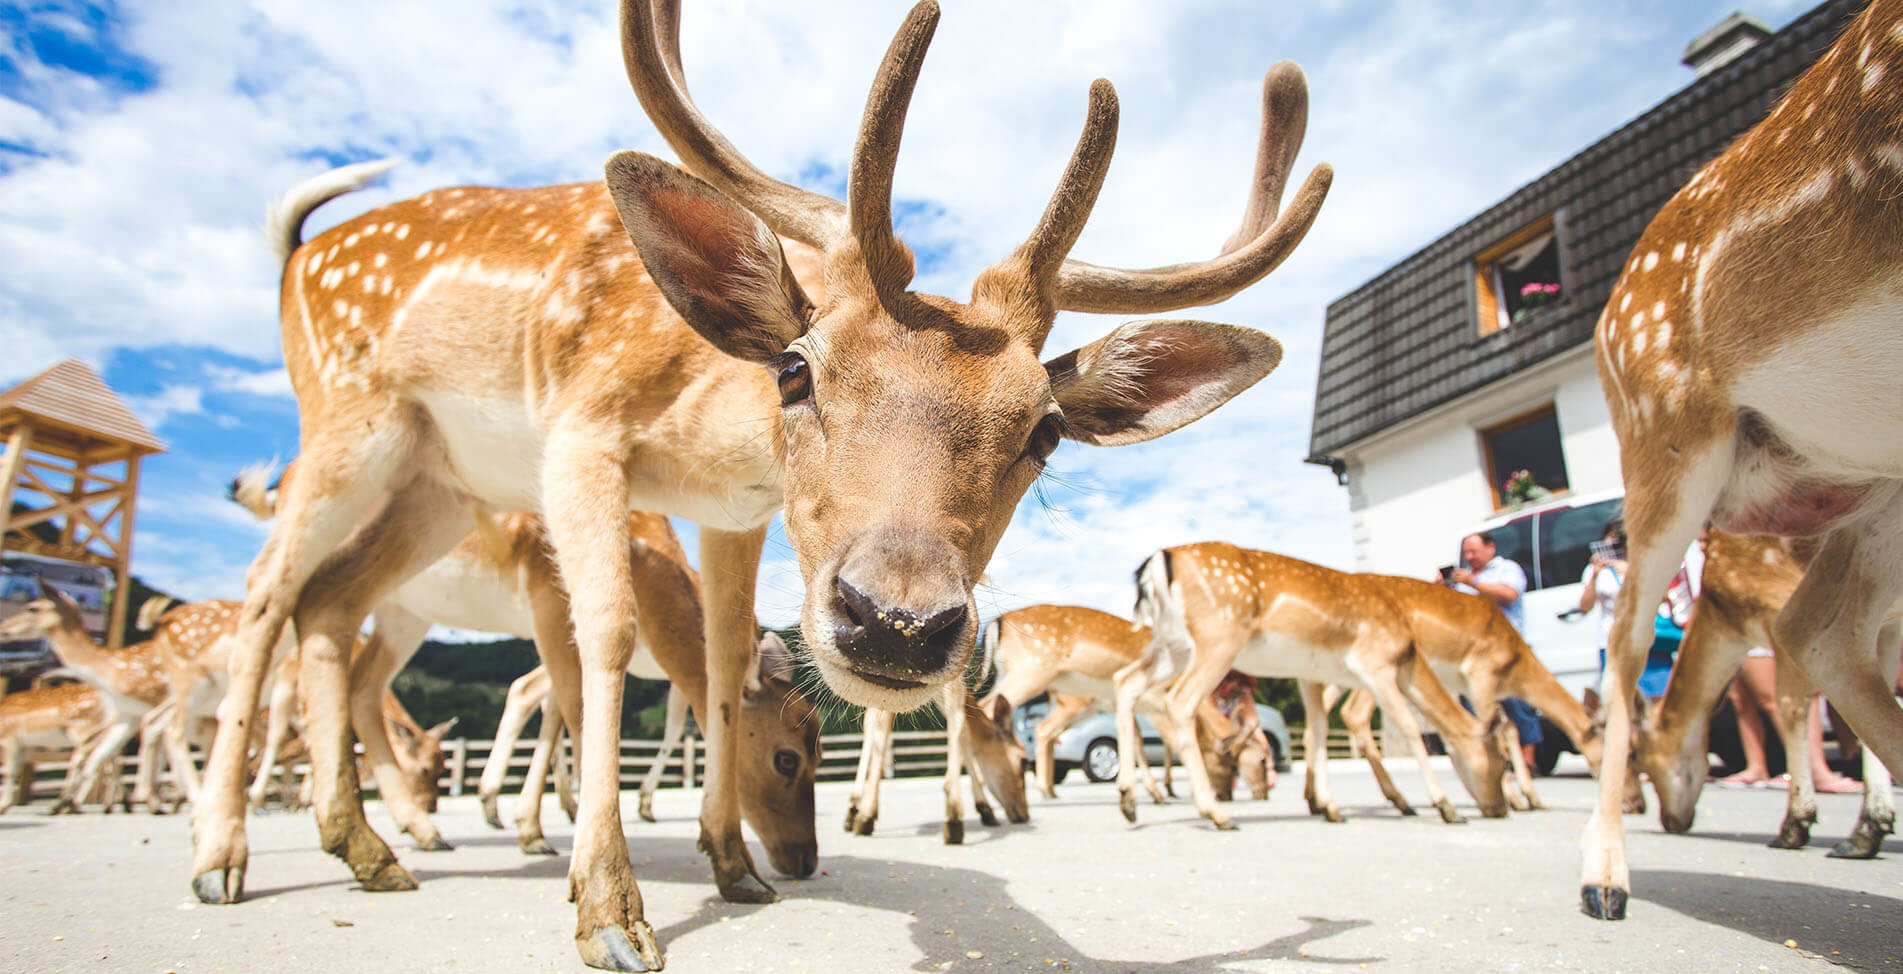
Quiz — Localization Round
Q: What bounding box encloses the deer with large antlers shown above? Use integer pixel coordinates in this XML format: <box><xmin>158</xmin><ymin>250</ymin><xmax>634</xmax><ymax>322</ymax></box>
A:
<box><xmin>1125</xmin><ymin>544</ymin><xmax>1509</xmax><ymax>830</ymax></box>
<box><xmin>1587</xmin><ymin>0</ymin><xmax>1903</xmax><ymax>920</ymax></box>
<box><xmin>1637</xmin><ymin>530</ymin><xmax>1897</xmax><ymax>859</ymax></box>
<box><xmin>194</xmin><ymin>0</ymin><xmax>1327</xmax><ymax>966</ymax></box>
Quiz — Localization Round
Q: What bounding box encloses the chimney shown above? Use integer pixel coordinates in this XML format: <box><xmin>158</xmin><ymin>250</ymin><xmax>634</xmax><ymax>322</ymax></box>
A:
<box><xmin>1682</xmin><ymin>12</ymin><xmax>1773</xmax><ymax>77</ymax></box>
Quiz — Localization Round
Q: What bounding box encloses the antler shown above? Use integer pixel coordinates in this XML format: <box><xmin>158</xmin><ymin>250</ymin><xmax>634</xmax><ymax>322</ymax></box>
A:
<box><xmin>1005</xmin><ymin>79</ymin><xmax>1121</xmax><ymax>296</ymax></box>
<box><xmin>848</xmin><ymin>2</ymin><xmax>940</xmax><ymax>294</ymax></box>
<box><xmin>1052</xmin><ymin>61</ymin><xmax>1333</xmax><ymax>315</ymax></box>
<box><xmin>620</xmin><ymin>0</ymin><xmax>849</xmax><ymax>249</ymax></box>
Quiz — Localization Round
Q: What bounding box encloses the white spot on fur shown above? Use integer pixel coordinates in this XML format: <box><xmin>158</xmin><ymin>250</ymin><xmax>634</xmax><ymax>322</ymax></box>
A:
<box><xmin>1619</xmin><ymin>293</ymin><xmax>1632</xmax><ymax>312</ymax></box>
<box><xmin>395</xmin><ymin>225</ymin><xmax>411</xmax><ymax>241</ymax></box>
<box><xmin>1656</xmin><ymin>320</ymin><xmax>1672</xmax><ymax>348</ymax></box>
<box><xmin>344</xmin><ymin>233</ymin><xmax>359</xmax><ymax>248</ymax></box>
<box><xmin>1643</xmin><ymin>252</ymin><xmax>1659</xmax><ymax>271</ymax></box>
<box><xmin>1671</xmin><ymin>242</ymin><xmax>1686</xmax><ymax>262</ymax></box>
<box><xmin>373</xmin><ymin>252</ymin><xmax>388</xmax><ymax>268</ymax></box>
<box><xmin>1865</xmin><ymin>61</ymin><xmax>1885</xmax><ymax>93</ymax></box>
<box><xmin>416</xmin><ymin>242</ymin><xmax>433</xmax><ymax>259</ymax></box>
<box><xmin>381</xmin><ymin>222</ymin><xmax>395</xmax><ymax>234</ymax></box>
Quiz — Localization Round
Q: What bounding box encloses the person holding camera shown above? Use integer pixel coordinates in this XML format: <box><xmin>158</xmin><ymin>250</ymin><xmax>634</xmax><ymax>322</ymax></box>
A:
<box><xmin>1580</xmin><ymin>518</ymin><xmax>1629</xmax><ymax>675</ymax></box>
<box><xmin>1449</xmin><ymin>531</ymin><xmax>1542</xmax><ymax>771</ymax></box>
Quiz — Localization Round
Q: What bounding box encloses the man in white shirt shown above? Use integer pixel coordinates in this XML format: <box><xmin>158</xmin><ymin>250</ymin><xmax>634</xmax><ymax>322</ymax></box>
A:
<box><xmin>1451</xmin><ymin>531</ymin><xmax>1540</xmax><ymax>771</ymax></box>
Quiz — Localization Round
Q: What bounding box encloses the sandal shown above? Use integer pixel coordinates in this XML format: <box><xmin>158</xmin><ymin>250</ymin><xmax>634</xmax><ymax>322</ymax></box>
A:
<box><xmin>1717</xmin><ymin>771</ymin><xmax>1768</xmax><ymax>788</ymax></box>
<box><xmin>1817</xmin><ymin>777</ymin><xmax>1865</xmax><ymax>794</ymax></box>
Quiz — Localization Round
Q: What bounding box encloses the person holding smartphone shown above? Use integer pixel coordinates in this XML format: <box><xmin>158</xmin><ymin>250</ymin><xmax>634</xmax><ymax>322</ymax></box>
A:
<box><xmin>1579</xmin><ymin>518</ymin><xmax>1629</xmax><ymax>673</ymax></box>
<box><xmin>1450</xmin><ymin>531</ymin><xmax>1541</xmax><ymax>770</ymax></box>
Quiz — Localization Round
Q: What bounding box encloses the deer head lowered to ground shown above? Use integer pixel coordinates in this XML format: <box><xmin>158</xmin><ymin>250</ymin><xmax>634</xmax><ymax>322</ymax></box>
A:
<box><xmin>187</xmin><ymin>1</ymin><xmax>1330</xmax><ymax>969</ymax></box>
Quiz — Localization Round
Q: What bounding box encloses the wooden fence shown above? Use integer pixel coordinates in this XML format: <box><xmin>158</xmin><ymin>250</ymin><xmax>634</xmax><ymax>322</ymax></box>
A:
<box><xmin>19</xmin><ymin>726</ymin><xmax>1361</xmax><ymax>804</ymax></box>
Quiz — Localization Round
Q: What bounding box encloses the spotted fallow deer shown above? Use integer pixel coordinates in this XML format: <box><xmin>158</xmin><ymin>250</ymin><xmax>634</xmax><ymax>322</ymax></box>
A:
<box><xmin>840</xmin><ymin>684</ymin><xmax>1028</xmax><ymax>845</ymax></box>
<box><xmin>1636</xmin><ymin>530</ymin><xmax>1897</xmax><ymax>859</ymax></box>
<box><xmin>1359</xmin><ymin>575</ymin><xmax>1607</xmax><ymax>811</ymax></box>
<box><xmin>980</xmin><ymin>603</ymin><xmax>1265</xmax><ymax>803</ymax></box>
<box><xmin>194</xmin><ymin>1</ymin><xmax>1328</xmax><ymax>966</ymax></box>
<box><xmin>0</xmin><ymin>681</ymin><xmax>113</xmax><ymax>813</ymax></box>
<box><xmin>1126</xmin><ymin>544</ymin><xmax>1510</xmax><ymax>830</ymax></box>
<box><xmin>233</xmin><ymin>463</ymin><xmax>820</xmax><ymax>870</ymax></box>
<box><xmin>0</xmin><ymin>592</ymin><xmax>231</xmax><ymax>813</ymax></box>
<box><xmin>1587</xmin><ymin>0</ymin><xmax>1903</xmax><ymax>920</ymax></box>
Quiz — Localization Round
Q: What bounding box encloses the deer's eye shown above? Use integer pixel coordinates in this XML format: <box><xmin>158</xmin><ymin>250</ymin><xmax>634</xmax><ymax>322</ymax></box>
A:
<box><xmin>773</xmin><ymin>749</ymin><xmax>801</xmax><ymax>777</ymax></box>
<box><xmin>1025</xmin><ymin>413</ymin><xmax>1065</xmax><ymax>465</ymax></box>
<box><xmin>771</xmin><ymin>353</ymin><xmax>812</xmax><ymax>408</ymax></box>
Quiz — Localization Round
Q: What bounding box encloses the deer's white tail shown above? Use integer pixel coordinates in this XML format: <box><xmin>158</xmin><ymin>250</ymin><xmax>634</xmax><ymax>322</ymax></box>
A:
<box><xmin>972</xmin><ymin>615</ymin><xmax>1002</xmax><ymax>692</ymax></box>
<box><xmin>265</xmin><ymin>158</ymin><xmax>398</xmax><ymax>269</ymax></box>
<box><xmin>228</xmin><ymin>461</ymin><xmax>281</xmax><ymax>521</ymax></box>
<box><xmin>133</xmin><ymin>595</ymin><xmax>177</xmax><ymax>632</ymax></box>
<box><xmin>1132</xmin><ymin>550</ymin><xmax>1192</xmax><ymax>682</ymax></box>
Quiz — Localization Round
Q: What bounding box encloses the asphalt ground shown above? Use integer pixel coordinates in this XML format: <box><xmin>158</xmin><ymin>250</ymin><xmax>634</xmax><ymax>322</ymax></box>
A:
<box><xmin>1</xmin><ymin>756</ymin><xmax>1898</xmax><ymax>973</ymax></box>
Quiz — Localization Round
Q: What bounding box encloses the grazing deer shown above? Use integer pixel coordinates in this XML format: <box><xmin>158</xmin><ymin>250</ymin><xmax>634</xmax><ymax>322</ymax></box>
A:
<box><xmin>0</xmin><ymin>681</ymin><xmax>114</xmax><ymax>813</ymax></box>
<box><xmin>235</xmin><ymin>464</ymin><xmax>819</xmax><ymax>868</ymax></box>
<box><xmin>1126</xmin><ymin>544</ymin><xmax>1509</xmax><ymax>830</ymax></box>
<box><xmin>195</xmin><ymin>1</ymin><xmax>1327</xmax><ymax>966</ymax></box>
<box><xmin>1637</xmin><ymin>530</ymin><xmax>1897</xmax><ymax>858</ymax></box>
<box><xmin>981</xmin><ymin>604</ymin><xmax>1266</xmax><ymax>803</ymax></box>
<box><xmin>1588</xmin><ymin>0</ymin><xmax>1903</xmax><ymax>919</ymax></box>
<box><xmin>1360</xmin><ymin>575</ymin><xmax>1607</xmax><ymax>811</ymax></box>
<box><xmin>478</xmin><ymin>630</ymin><xmax>812</xmax><ymax>870</ymax></box>
<box><xmin>840</xmin><ymin>685</ymin><xmax>1027</xmax><ymax>845</ymax></box>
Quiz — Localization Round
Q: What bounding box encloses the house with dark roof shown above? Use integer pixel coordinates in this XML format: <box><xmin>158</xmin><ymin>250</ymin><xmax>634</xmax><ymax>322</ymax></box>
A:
<box><xmin>1304</xmin><ymin>0</ymin><xmax>1856</xmax><ymax>588</ymax></box>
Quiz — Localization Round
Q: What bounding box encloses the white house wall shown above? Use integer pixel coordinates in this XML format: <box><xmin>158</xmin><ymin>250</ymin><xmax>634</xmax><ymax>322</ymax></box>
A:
<box><xmin>1338</xmin><ymin>346</ymin><xmax>1622</xmax><ymax>575</ymax></box>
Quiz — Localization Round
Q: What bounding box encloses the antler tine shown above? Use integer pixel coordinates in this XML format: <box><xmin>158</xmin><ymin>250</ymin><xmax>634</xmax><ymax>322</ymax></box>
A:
<box><xmin>1223</xmin><ymin>60</ymin><xmax>1308</xmax><ymax>253</ymax></box>
<box><xmin>848</xmin><ymin>1</ymin><xmax>941</xmax><ymax>295</ymax></box>
<box><xmin>1052</xmin><ymin>62</ymin><xmax>1333</xmax><ymax>315</ymax></box>
<box><xmin>619</xmin><ymin>0</ymin><xmax>847</xmax><ymax>249</ymax></box>
<box><xmin>1006</xmin><ymin>79</ymin><xmax>1121</xmax><ymax>297</ymax></box>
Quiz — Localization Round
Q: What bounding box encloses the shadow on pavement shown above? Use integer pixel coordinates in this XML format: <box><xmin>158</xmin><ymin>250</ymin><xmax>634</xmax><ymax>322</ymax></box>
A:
<box><xmin>655</xmin><ymin>848</ymin><xmax>1385</xmax><ymax>970</ymax></box>
<box><xmin>1666</xmin><ymin>828</ymin><xmax>1903</xmax><ymax>856</ymax></box>
<box><xmin>1634</xmin><ymin>868</ymin><xmax>1902</xmax><ymax>970</ymax></box>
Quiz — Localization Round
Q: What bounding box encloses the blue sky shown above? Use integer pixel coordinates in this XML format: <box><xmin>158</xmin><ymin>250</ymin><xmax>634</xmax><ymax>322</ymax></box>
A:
<box><xmin>0</xmin><ymin>0</ymin><xmax>1818</xmax><ymax>630</ymax></box>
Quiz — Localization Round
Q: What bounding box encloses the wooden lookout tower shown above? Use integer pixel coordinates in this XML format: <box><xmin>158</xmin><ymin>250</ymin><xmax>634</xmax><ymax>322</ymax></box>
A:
<box><xmin>0</xmin><ymin>359</ymin><xmax>165</xmax><ymax>647</ymax></box>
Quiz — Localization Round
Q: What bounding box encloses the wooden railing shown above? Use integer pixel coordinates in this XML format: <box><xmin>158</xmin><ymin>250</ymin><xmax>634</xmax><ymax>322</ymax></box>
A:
<box><xmin>19</xmin><ymin>725</ymin><xmax>1362</xmax><ymax>804</ymax></box>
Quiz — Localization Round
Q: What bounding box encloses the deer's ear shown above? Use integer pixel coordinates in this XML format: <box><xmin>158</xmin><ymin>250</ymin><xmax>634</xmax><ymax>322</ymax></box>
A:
<box><xmin>604</xmin><ymin>151</ymin><xmax>811</xmax><ymax>362</ymax></box>
<box><xmin>1045</xmin><ymin>320</ymin><xmax>1281</xmax><ymax>446</ymax></box>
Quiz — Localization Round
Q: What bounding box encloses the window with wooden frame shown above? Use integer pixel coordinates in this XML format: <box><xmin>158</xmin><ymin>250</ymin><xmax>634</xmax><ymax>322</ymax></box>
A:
<box><xmin>1472</xmin><ymin>215</ymin><xmax>1563</xmax><ymax>336</ymax></box>
<box><xmin>1480</xmin><ymin>404</ymin><xmax>1570</xmax><ymax>509</ymax></box>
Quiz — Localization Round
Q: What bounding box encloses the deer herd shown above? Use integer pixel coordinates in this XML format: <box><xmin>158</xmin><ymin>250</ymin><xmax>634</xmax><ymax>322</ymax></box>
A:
<box><xmin>4</xmin><ymin>0</ymin><xmax>1901</xmax><ymax>969</ymax></box>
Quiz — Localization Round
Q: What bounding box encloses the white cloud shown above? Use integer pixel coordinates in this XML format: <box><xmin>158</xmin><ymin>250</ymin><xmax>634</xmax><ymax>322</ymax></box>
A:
<box><xmin>122</xmin><ymin>383</ymin><xmax>205</xmax><ymax>429</ymax></box>
<box><xmin>207</xmin><ymin>364</ymin><xmax>293</xmax><ymax>398</ymax></box>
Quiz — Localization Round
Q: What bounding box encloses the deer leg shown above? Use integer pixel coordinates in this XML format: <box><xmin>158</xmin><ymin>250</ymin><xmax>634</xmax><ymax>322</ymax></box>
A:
<box><xmin>1111</xmin><ymin>656</ymin><xmax>1157</xmax><ymax>823</ymax></box>
<box><xmin>843</xmin><ymin>714</ymin><xmax>872</xmax><ymax>832</ymax></box>
<box><xmin>1339</xmin><ymin>686</ymin><xmax>1414</xmax><ymax>816</ymax></box>
<box><xmin>638</xmin><ymin>686</ymin><xmax>686</xmax><ymax>824</ymax></box>
<box><xmin>540</xmin><ymin>438</ymin><xmax>666</xmax><ymax>971</ymax></box>
<box><xmin>1582</xmin><ymin>452</ymin><xmax>1720</xmax><ymax>921</ymax></box>
<box><xmin>1359</xmin><ymin>662</ymin><xmax>1462</xmax><ymax>824</ymax></box>
<box><xmin>514</xmin><ymin>698</ymin><xmax>562</xmax><ymax>856</ymax></box>
<box><xmin>1769</xmin><ymin>651</ymin><xmax>1819</xmax><ymax>849</ymax></box>
<box><xmin>1161</xmin><ymin>656</ymin><xmax>1238</xmax><ymax>831</ymax></box>
<box><xmin>290</xmin><ymin>480</ymin><xmax>467</xmax><ymax>895</ymax></box>
<box><xmin>479</xmin><ymin>668</ymin><xmax>548</xmax><ymax>830</ymax></box>
<box><xmin>1298</xmin><ymin>681</ymin><xmax>1342</xmax><ymax>822</ymax></box>
<box><xmin>249</xmin><ymin>665</ymin><xmax>299</xmax><ymax>809</ymax></box>
<box><xmin>1033</xmin><ymin>695</ymin><xmax>1088</xmax><ymax>799</ymax></box>
<box><xmin>555</xmin><ymin>725</ymin><xmax>578</xmax><ymax>824</ymax></box>
<box><xmin>347</xmin><ymin>604</ymin><xmax>449</xmax><ymax>851</ymax></box>
<box><xmin>1641</xmin><ymin>613</ymin><xmax>1749</xmax><ymax>833</ymax></box>
<box><xmin>966</xmin><ymin>739</ymin><xmax>999</xmax><ymax>827</ymax></box>
<box><xmin>851</xmin><ymin>709</ymin><xmax>892</xmax><ymax>836</ymax></box>
<box><xmin>192</xmin><ymin>421</ymin><xmax>418</xmax><ymax>906</ymax></box>
<box><xmin>55</xmin><ymin>718</ymin><xmax>132</xmax><ymax>815</ymax></box>
<box><xmin>1131</xmin><ymin>713</ymin><xmax>1167</xmax><ymax>805</ymax></box>
<box><xmin>940</xmin><ymin>684</ymin><xmax>969</xmax><ymax>844</ymax></box>
<box><xmin>694</xmin><ymin>524</ymin><xmax>775</xmax><ymax>906</ymax></box>
<box><xmin>1832</xmin><ymin>618</ymin><xmax>1899</xmax><ymax>859</ymax></box>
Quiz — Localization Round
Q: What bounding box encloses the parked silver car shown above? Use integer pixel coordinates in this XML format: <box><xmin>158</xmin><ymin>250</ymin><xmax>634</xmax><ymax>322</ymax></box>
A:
<box><xmin>1014</xmin><ymin>700</ymin><xmax>1292</xmax><ymax>783</ymax></box>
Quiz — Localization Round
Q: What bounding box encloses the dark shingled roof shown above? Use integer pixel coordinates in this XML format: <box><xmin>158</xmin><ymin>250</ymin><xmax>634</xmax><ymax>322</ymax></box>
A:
<box><xmin>1308</xmin><ymin>0</ymin><xmax>1860</xmax><ymax>458</ymax></box>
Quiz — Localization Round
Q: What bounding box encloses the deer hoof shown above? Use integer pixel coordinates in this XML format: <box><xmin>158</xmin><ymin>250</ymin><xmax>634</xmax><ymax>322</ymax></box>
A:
<box><xmin>577</xmin><ymin>920</ymin><xmax>664</xmax><ymax>973</ymax></box>
<box><xmin>413</xmin><ymin>834</ymin><xmax>454</xmax><ymax>853</ymax></box>
<box><xmin>480</xmin><ymin>797</ymin><xmax>502</xmax><ymax>830</ymax></box>
<box><xmin>943</xmin><ymin>820</ymin><xmax>964</xmax><ymax>845</ymax></box>
<box><xmin>1580</xmin><ymin>885</ymin><xmax>1627</xmax><ymax>920</ymax></box>
<box><xmin>521</xmin><ymin>836</ymin><xmax>558</xmax><ymax>856</ymax></box>
<box><xmin>716</xmin><ymin>870</ymin><xmax>778</xmax><ymax>905</ymax></box>
<box><xmin>1119</xmin><ymin>790</ymin><xmax>1137</xmax><ymax>823</ymax></box>
<box><xmin>192</xmin><ymin>868</ymin><xmax>244</xmax><ymax>905</ymax></box>
<box><xmin>842</xmin><ymin>805</ymin><xmax>859</xmax><ymax>832</ymax></box>
<box><xmin>1396</xmin><ymin>804</ymin><xmax>1418</xmax><ymax>817</ymax></box>
<box><xmin>1827</xmin><ymin>816</ymin><xmax>1890</xmax><ymax>859</ymax></box>
<box><xmin>1322</xmin><ymin>806</ymin><xmax>1345</xmax><ymax>824</ymax></box>
<box><xmin>638</xmin><ymin>795</ymin><xmax>656</xmax><ymax>824</ymax></box>
<box><xmin>1768</xmin><ymin>815</ymin><xmax>1812</xmax><ymax>850</ymax></box>
<box><xmin>1435</xmin><ymin>799</ymin><xmax>1467</xmax><ymax>825</ymax></box>
<box><xmin>852</xmin><ymin>814</ymin><xmax>876</xmax><ymax>837</ymax></box>
<box><xmin>976</xmin><ymin>805</ymin><xmax>998</xmax><ymax>827</ymax></box>
<box><xmin>359</xmin><ymin>861</ymin><xmax>418</xmax><ymax>892</ymax></box>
